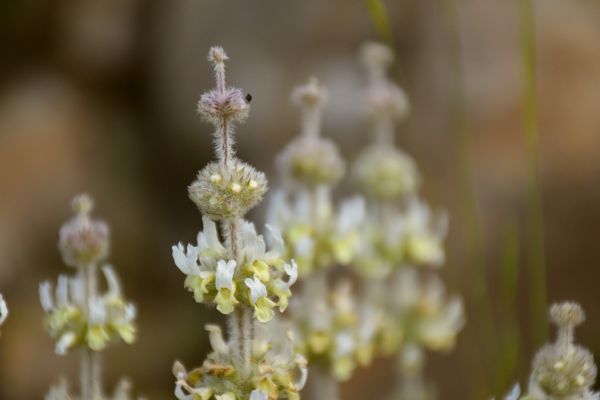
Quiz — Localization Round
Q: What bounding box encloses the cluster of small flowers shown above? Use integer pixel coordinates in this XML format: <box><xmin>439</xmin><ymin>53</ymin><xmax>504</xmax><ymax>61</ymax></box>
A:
<box><xmin>171</xmin><ymin>47</ymin><xmax>302</xmax><ymax>400</ymax></box>
<box><xmin>503</xmin><ymin>302</ymin><xmax>598</xmax><ymax>400</ymax></box>
<box><xmin>353</xmin><ymin>197</ymin><xmax>448</xmax><ymax>278</ymax></box>
<box><xmin>377</xmin><ymin>269</ymin><xmax>464</xmax><ymax>356</ymax></box>
<box><xmin>173</xmin><ymin>216</ymin><xmax>297</xmax><ymax>323</ymax></box>
<box><xmin>348</xmin><ymin>41</ymin><xmax>464</xmax><ymax>397</ymax></box>
<box><xmin>269</xmin><ymin>78</ymin><xmax>364</xmax><ymax>279</ymax></box>
<box><xmin>267</xmin><ymin>76</ymin><xmax>379</xmax><ymax>385</ymax></box>
<box><xmin>267</xmin><ymin>189</ymin><xmax>365</xmax><ymax>277</ymax></box>
<box><xmin>40</xmin><ymin>265</ymin><xmax>136</xmax><ymax>354</ymax></box>
<box><xmin>40</xmin><ymin>195</ymin><xmax>137</xmax><ymax>354</ymax></box>
<box><xmin>290</xmin><ymin>281</ymin><xmax>381</xmax><ymax>381</ymax></box>
<box><xmin>39</xmin><ymin>194</ymin><xmax>139</xmax><ymax>400</ymax></box>
<box><xmin>174</xmin><ymin>322</ymin><xmax>307</xmax><ymax>400</ymax></box>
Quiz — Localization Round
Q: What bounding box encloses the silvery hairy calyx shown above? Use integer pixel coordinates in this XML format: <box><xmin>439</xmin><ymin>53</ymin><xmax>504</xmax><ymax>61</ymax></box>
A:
<box><xmin>39</xmin><ymin>194</ymin><xmax>140</xmax><ymax>400</ymax></box>
<box><xmin>171</xmin><ymin>46</ymin><xmax>306</xmax><ymax>400</ymax></box>
<box><xmin>502</xmin><ymin>302</ymin><xmax>598</xmax><ymax>400</ymax></box>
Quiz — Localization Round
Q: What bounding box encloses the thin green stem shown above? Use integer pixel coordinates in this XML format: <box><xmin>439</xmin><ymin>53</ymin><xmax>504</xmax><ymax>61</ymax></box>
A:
<box><xmin>519</xmin><ymin>0</ymin><xmax>548</xmax><ymax>347</ymax></box>
<box><xmin>496</xmin><ymin>222</ymin><xmax>521</xmax><ymax>395</ymax></box>
<box><xmin>364</xmin><ymin>0</ymin><xmax>395</xmax><ymax>48</ymax></box>
<box><xmin>441</xmin><ymin>0</ymin><xmax>495</xmax><ymax>396</ymax></box>
<box><xmin>80</xmin><ymin>263</ymin><xmax>101</xmax><ymax>400</ymax></box>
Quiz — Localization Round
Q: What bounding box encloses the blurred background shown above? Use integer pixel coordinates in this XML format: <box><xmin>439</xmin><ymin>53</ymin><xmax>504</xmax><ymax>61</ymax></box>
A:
<box><xmin>1</xmin><ymin>0</ymin><xmax>600</xmax><ymax>398</ymax></box>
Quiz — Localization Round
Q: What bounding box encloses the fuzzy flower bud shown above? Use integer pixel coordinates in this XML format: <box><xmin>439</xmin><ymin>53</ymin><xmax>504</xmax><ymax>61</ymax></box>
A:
<box><xmin>550</xmin><ymin>302</ymin><xmax>585</xmax><ymax>329</ymax></box>
<box><xmin>58</xmin><ymin>194</ymin><xmax>110</xmax><ymax>267</ymax></box>
<box><xmin>197</xmin><ymin>87</ymin><xmax>250</xmax><ymax>124</ymax></box>
<box><xmin>277</xmin><ymin>136</ymin><xmax>345</xmax><ymax>188</ymax></box>
<box><xmin>188</xmin><ymin>159</ymin><xmax>268</xmax><ymax>220</ymax></box>
<box><xmin>528</xmin><ymin>302</ymin><xmax>597</xmax><ymax>399</ymax></box>
<box><xmin>360</xmin><ymin>42</ymin><xmax>410</xmax><ymax>122</ymax></box>
<box><xmin>353</xmin><ymin>144</ymin><xmax>419</xmax><ymax>201</ymax></box>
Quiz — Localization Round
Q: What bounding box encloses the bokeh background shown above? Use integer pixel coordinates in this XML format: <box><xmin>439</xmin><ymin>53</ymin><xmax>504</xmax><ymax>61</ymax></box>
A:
<box><xmin>1</xmin><ymin>0</ymin><xmax>600</xmax><ymax>398</ymax></box>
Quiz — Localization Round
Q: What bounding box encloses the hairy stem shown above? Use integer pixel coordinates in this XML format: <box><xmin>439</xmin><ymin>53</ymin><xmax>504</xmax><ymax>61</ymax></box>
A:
<box><xmin>222</xmin><ymin>217</ymin><xmax>255</xmax><ymax>380</ymax></box>
<box><xmin>80</xmin><ymin>263</ymin><xmax>101</xmax><ymax>400</ymax></box>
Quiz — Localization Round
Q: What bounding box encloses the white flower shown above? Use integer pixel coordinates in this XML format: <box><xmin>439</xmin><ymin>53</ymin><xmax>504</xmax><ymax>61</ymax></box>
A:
<box><xmin>205</xmin><ymin>324</ymin><xmax>229</xmax><ymax>355</ymax></box>
<box><xmin>56</xmin><ymin>275</ymin><xmax>70</xmax><ymax>307</ymax></box>
<box><xmin>89</xmin><ymin>297</ymin><xmax>107</xmax><ymax>325</ymax></box>
<box><xmin>245</xmin><ymin>276</ymin><xmax>267</xmax><ymax>304</ymax></box>
<box><xmin>504</xmin><ymin>384</ymin><xmax>521</xmax><ymax>400</ymax></box>
<box><xmin>334</xmin><ymin>331</ymin><xmax>356</xmax><ymax>357</ymax></box>
<box><xmin>56</xmin><ymin>331</ymin><xmax>77</xmax><ymax>355</ymax></box>
<box><xmin>240</xmin><ymin>220</ymin><xmax>266</xmax><ymax>263</ymax></box>
<box><xmin>336</xmin><ymin>196</ymin><xmax>365</xmax><ymax>234</ymax></box>
<box><xmin>215</xmin><ymin>260</ymin><xmax>236</xmax><ymax>291</ymax></box>
<box><xmin>265</xmin><ymin>224</ymin><xmax>285</xmax><ymax>258</ymax></box>
<box><xmin>283</xmin><ymin>260</ymin><xmax>298</xmax><ymax>288</ymax></box>
<box><xmin>295</xmin><ymin>236</ymin><xmax>314</xmax><ymax>258</ymax></box>
<box><xmin>197</xmin><ymin>216</ymin><xmax>225</xmax><ymax>253</ymax></box>
<box><xmin>39</xmin><ymin>282</ymin><xmax>54</xmax><ymax>312</ymax></box>
<box><xmin>295</xmin><ymin>354</ymin><xmax>309</xmax><ymax>390</ymax></box>
<box><xmin>250</xmin><ymin>390</ymin><xmax>268</xmax><ymax>400</ymax></box>
<box><xmin>172</xmin><ymin>243</ymin><xmax>200</xmax><ymax>275</ymax></box>
<box><xmin>0</xmin><ymin>294</ymin><xmax>7</xmax><ymax>325</ymax></box>
<box><xmin>102</xmin><ymin>265</ymin><xmax>122</xmax><ymax>298</ymax></box>
<box><xmin>124</xmin><ymin>303</ymin><xmax>137</xmax><ymax>322</ymax></box>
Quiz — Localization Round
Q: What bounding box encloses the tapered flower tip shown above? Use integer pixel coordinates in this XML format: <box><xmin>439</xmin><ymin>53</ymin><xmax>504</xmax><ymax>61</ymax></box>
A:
<box><xmin>360</xmin><ymin>41</ymin><xmax>394</xmax><ymax>74</ymax></box>
<box><xmin>208</xmin><ymin>46</ymin><xmax>229</xmax><ymax>65</ymax></box>
<box><xmin>550</xmin><ymin>302</ymin><xmax>585</xmax><ymax>328</ymax></box>
<box><xmin>292</xmin><ymin>77</ymin><xmax>328</xmax><ymax>108</ymax></box>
